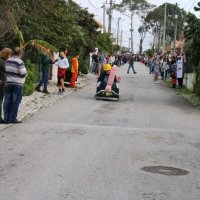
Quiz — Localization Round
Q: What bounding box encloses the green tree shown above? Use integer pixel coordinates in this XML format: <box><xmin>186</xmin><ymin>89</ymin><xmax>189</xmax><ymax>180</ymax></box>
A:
<box><xmin>114</xmin><ymin>0</ymin><xmax>152</xmax><ymax>53</ymax></box>
<box><xmin>137</xmin><ymin>3</ymin><xmax>155</xmax><ymax>55</ymax></box>
<box><xmin>0</xmin><ymin>4</ymin><xmax>18</xmax><ymax>47</ymax></box>
<box><xmin>96</xmin><ymin>33</ymin><xmax>114</xmax><ymax>54</ymax></box>
<box><xmin>184</xmin><ymin>12</ymin><xmax>200</xmax><ymax>95</ymax></box>
<box><xmin>194</xmin><ymin>2</ymin><xmax>200</xmax><ymax>11</ymax></box>
<box><xmin>145</xmin><ymin>3</ymin><xmax>187</xmax><ymax>52</ymax></box>
<box><xmin>0</xmin><ymin>0</ymin><xmax>102</xmax><ymax>75</ymax></box>
<box><xmin>114</xmin><ymin>0</ymin><xmax>151</xmax><ymax>14</ymax></box>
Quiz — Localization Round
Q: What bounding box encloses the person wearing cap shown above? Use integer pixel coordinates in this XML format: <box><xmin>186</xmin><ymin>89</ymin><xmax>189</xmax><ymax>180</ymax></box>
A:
<box><xmin>97</xmin><ymin>64</ymin><xmax>117</xmax><ymax>84</ymax></box>
<box><xmin>70</xmin><ymin>53</ymin><xmax>79</xmax><ymax>88</ymax></box>
<box><xmin>0</xmin><ymin>48</ymin><xmax>12</xmax><ymax>123</ymax></box>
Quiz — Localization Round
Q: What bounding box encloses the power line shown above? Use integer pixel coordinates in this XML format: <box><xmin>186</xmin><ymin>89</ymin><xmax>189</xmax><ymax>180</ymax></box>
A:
<box><xmin>188</xmin><ymin>0</ymin><xmax>197</xmax><ymax>11</ymax></box>
<box><xmin>87</xmin><ymin>0</ymin><xmax>102</xmax><ymax>9</ymax></box>
<box><xmin>183</xmin><ymin>0</ymin><xmax>192</xmax><ymax>9</ymax></box>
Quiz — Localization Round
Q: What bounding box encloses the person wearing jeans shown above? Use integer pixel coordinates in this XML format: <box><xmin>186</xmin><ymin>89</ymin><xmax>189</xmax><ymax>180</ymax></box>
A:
<box><xmin>3</xmin><ymin>85</ymin><xmax>23</xmax><ymax>123</ymax></box>
<box><xmin>35</xmin><ymin>54</ymin><xmax>53</xmax><ymax>94</ymax></box>
<box><xmin>127</xmin><ymin>54</ymin><xmax>137</xmax><ymax>74</ymax></box>
<box><xmin>3</xmin><ymin>47</ymin><xmax>27</xmax><ymax>123</ymax></box>
<box><xmin>0</xmin><ymin>48</ymin><xmax>12</xmax><ymax>123</ymax></box>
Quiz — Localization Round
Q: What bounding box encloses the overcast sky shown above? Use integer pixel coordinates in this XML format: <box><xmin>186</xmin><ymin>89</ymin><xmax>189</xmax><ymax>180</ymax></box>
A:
<box><xmin>73</xmin><ymin>0</ymin><xmax>199</xmax><ymax>52</ymax></box>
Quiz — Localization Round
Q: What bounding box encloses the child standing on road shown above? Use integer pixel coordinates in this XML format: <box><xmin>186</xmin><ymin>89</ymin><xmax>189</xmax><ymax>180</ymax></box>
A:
<box><xmin>55</xmin><ymin>48</ymin><xmax>69</xmax><ymax>95</ymax></box>
<box><xmin>70</xmin><ymin>53</ymin><xmax>79</xmax><ymax>88</ymax></box>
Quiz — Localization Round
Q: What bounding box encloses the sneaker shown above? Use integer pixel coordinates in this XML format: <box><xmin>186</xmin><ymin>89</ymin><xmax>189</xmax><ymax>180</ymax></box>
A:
<box><xmin>43</xmin><ymin>90</ymin><xmax>50</xmax><ymax>94</ymax></box>
<box><xmin>134</xmin><ymin>72</ymin><xmax>137</xmax><ymax>74</ymax></box>
<box><xmin>35</xmin><ymin>86</ymin><xmax>41</xmax><ymax>92</ymax></box>
<box><xmin>12</xmin><ymin>119</ymin><xmax>22</xmax><ymax>124</ymax></box>
<box><xmin>61</xmin><ymin>90</ymin><xmax>65</xmax><ymax>95</ymax></box>
<box><xmin>61</xmin><ymin>89</ymin><xmax>65</xmax><ymax>95</ymax></box>
<box><xmin>0</xmin><ymin>118</ymin><xmax>5</xmax><ymax>124</ymax></box>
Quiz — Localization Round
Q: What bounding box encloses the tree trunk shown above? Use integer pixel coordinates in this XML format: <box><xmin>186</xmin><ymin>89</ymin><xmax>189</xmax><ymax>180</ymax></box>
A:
<box><xmin>152</xmin><ymin>33</ymin><xmax>156</xmax><ymax>51</ymax></box>
<box><xmin>139</xmin><ymin>38</ymin><xmax>143</xmax><ymax>55</ymax></box>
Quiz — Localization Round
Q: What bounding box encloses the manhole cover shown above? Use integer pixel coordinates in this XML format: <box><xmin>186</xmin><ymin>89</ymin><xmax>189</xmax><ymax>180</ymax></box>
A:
<box><xmin>141</xmin><ymin>166</ymin><xmax>189</xmax><ymax>176</ymax></box>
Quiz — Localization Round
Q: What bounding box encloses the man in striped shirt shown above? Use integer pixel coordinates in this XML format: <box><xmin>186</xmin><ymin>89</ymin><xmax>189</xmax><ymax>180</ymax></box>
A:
<box><xmin>3</xmin><ymin>47</ymin><xmax>27</xmax><ymax>123</ymax></box>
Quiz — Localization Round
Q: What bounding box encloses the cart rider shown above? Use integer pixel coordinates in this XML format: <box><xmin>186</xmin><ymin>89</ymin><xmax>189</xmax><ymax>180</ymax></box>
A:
<box><xmin>97</xmin><ymin>64</ymin><xmax>117</xmax><ymax>85</ymax></box>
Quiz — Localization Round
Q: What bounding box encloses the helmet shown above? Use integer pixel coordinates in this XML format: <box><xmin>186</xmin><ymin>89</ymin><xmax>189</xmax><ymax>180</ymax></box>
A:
<box><xmin>103</xmin><ymin>64</ymin><xmax>112</xmax><ymax>71</ymax></box>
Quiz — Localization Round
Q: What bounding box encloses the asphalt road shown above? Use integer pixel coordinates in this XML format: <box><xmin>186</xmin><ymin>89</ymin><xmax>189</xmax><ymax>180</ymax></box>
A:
<box><xmin>0</xmin><ymin>62</ymin><xmax>200</xmax><ymax>200</ymax></box>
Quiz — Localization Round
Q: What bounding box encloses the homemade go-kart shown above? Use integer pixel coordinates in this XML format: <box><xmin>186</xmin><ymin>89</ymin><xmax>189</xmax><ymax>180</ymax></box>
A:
<box><xmin>95</xmin><ymin>64</ymin><xmax>120</xmax><ymax>101</ymax></box>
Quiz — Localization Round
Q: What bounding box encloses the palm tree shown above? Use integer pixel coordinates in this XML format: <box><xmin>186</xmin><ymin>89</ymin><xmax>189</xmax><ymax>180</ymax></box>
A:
<box><xmin>15</xmin><ymin>27</ymin><xmax>58</xmax><ymax>58</ymax></box>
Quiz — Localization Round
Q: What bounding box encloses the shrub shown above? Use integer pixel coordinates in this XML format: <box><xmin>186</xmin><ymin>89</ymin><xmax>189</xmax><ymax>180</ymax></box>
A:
<box><xmin>194</xmin><ymin>80</ymin><xmax>200</xmax><ymax>96</ymax></box>
<box><xmin>184</xmin><ymin>57</ymin><xmax>195</xmax><ymax>74</ymax></box>
<box><xmin>79</xmin><ymin>58</ymin><xmax>89</xmax><ymax>74</ymax></box>
<box><xmin>23</xmin><ymin>60</ymin><xmax>39</xmax><ymax>96</ymax></box>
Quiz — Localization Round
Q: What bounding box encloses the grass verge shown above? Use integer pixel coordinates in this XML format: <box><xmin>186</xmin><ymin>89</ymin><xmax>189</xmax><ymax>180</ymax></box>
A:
<box><xmin>164</xmin><ymin>79</ymin><xmax>200</xmax><ymax>108</ymax></box>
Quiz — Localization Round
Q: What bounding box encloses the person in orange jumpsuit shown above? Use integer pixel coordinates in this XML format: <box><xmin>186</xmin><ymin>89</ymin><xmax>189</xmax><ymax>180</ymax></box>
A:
<box><xmin>70</xmin><ymin>53</ymin><xmax>79</xmax><ymax>88</ymax></box>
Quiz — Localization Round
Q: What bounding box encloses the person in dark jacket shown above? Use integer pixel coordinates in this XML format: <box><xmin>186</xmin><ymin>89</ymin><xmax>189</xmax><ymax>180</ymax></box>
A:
<box><xmin>127</xmin><ymin>54</ymin><xmax>137</xmax><ymax>74</ymax></box>
<box><xmin>0</xmin><ymin>48</ymin><xmax>12</xmax><ymax>123</ymax></box>
<box><xmin>35</xmin><ymin>54</ymin><xmax>54</xmax><ymax>94</ymax></box>
<box><xmin>97</xmin><ymin>64</ymin><xmax>117</xmax><ymax>84</ymax></box>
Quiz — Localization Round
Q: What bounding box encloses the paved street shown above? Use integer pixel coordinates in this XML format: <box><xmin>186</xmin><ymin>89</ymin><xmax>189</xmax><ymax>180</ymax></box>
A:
<box><xmin>0</xmin><ymin>62</ymin><xmax>200</xmax><ymax>200</ymax></box>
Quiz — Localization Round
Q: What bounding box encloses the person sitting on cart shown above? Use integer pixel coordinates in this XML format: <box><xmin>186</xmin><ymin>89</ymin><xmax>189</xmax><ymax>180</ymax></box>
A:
<box><xmin>97</xmin><ymin>64</ymin><xmax>117</xmax><ymax>86</ymax></box>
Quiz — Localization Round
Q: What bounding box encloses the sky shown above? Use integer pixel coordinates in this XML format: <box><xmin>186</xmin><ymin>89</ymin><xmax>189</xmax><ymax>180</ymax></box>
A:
<box><xmin>73</xmin><ymin>0</ymin><xmax>199</xmax><ymax>52</ymax></box>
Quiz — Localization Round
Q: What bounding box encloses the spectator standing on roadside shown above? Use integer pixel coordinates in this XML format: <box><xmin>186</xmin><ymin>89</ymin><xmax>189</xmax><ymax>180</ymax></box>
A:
<box><xmin>70</xmin><ymin>53</ymin><xmax>79</xmax><ymax>88</ymax></box>
<box><xmin>92</xmin><ymin>51</ymin><xmax>98</xmax><ymax>74</ymax></box>
<box><xmin>98</xmin><ymin>51</ymin><xmax>105</xmax><ymax>76</ymax></box>
<box><xmin>154</xmin><ymin>57</ymin><xmax>161</xmax><ymax>84</ymax></box>
<box><xmin>127</xmin><ymin>54</ymin><xmax>137</xmax><ymax>74</ymax></box>
<box><xmin>162</xmin><ymin>56</ymin><xmax>169</xmax><ymax>80</ymax></box>
<box><xmin>176</xmin><ymin>52</ymin><xmax>186</xmax><ymax>88</ymax></box>
<box><xmin>35</xmin><ymin>53</ymin><xmax>54</xmax><ymax>94</ymax></box>
<box><xmin>3</xmin><ymin>47</ymin><xmax>27</xmax><ymax>123</ymax></box>
<box><xmin>170</xmin><ymin>56</ymin><xmax>177</xmax><ymax>88</ymax></box>
<box><xmin>0</xmin><ymin>48</ymin><xmax>12</xmax><ymax>123</ymax></box>
<box><xmin>148</xmin><ymin>57</ymin><xmax>153</xmax><ymax>74</ymax></box>
<box><xmin>55</xmin><ymin>48</ymin><xmax>69</xmax><ymax>95</ymax></box>
<box><xmin>106</xmin><ymin>54</ymin><xmax>111</xmax><ymax>64</ymax></box>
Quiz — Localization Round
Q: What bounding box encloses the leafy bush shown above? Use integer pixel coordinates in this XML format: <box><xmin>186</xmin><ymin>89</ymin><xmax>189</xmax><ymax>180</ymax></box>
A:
<box><xmin>183</xmin><ymin>57</ymin><xmax>195</xmax><ymax>74</ymax></box>
<box><xmin>23</xmin><ymin>60</ymin><xmax>39</xmax><ymax>96</ymax></box>
<box><xmin>193</xmin><ymin>80</ymin><xmax>200</xmax><ymax>96</ymax></box>
<box><xmin>79</xmin><ymin>58</ymin><xmax>89</xmax><ymax>74</ymax></box>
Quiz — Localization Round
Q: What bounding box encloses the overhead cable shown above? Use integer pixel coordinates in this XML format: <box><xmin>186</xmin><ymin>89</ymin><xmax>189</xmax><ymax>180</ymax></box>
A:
<box><xmin>87</xmin><ymin>0</ymin><xmax>102</xmax><ymax>9</ymax></box>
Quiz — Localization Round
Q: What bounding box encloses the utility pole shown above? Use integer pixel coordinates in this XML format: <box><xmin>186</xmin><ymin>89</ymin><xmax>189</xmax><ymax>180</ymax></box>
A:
<box><xmin>106</xmin><ymin>0</ymin><xmax>113</xmax><ymax>34</ymax></box>
<box><xmin>120</xmin><ymin>30</ymin><xmax>123</xmax><ymax>52</ymax></box>
<box><xmin>130</xmin><ymin>11</ymin><xmax>134</xmax><ymax>53</ymax></box>
<box><xmin>129</xmin><ymin>37</ymin><xmax>131</xmax><ymax>52</ymax></box>
<box><xmin>162</xmin><ymin>3</ymin><xmax>167</xmax><ymax>55</ymax></box>
<box><xmin>154</xmin><ymin>24</ymin><xmax>158</xmax><ymax>52</ymax></box>
<box><xmin>102</xmin><ymin>2</ymin><xmax>106</xmax><ymax>33</ymax></box>
<box><xmin>117</xmin><ymin>17</ymin><xmax>121</xmax><ymax>45</ymax></box>
<box><xmin>173</xmin><ymin>3</ymin><xmax>178</xmax><ymax>55</ymax></box>
<box><xmin>159</xmin><ymin>28</ymin><xmax>162</xmax><ymax>52</ymax></box>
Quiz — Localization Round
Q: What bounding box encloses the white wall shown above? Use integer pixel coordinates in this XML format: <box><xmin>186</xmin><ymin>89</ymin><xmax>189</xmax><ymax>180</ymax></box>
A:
<box><xmin>183</xmin><ymin>73</ymin><xmax>196</xmax><ymax>91</ymax></box>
